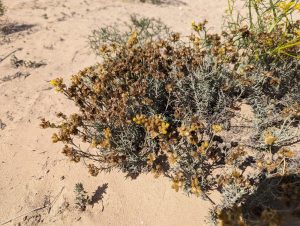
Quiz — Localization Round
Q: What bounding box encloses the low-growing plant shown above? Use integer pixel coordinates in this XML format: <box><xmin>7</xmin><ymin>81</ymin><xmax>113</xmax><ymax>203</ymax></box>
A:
<box><xmin>74</xmin><ymin>183</ymin><xmax>91</xmax><ymax>211</ymax></box>
<box><xmin>74</xmin><ymin>182</ymin><xmax>108</xmax><ymax>211</ymax></box>
<box><xmin>42</xmin><ymin>1</ymin><xmax>300</xmax><ymax>225</ymax></box>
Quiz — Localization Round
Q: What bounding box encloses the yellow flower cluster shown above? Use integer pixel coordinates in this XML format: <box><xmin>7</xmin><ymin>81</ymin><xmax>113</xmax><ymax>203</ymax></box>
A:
<box><xmin>191</xmin><ymin>176</ymin><xmax>202</xmax><ymax>197</ymax></box>
<box><xmin>167</xmin><ymin>152</ymin><xmax>179</xmax><ymax>165</ymax></box>
<box><xmin>132</xmin><ymin>114</ymin><xmax>146</xmax><ymax>125</ymax></box>
<box><xmin>264</xmin><ymin>132</ymin><xmax>277</xmax><ymax>145</ymax></box>
<box><xmin>92</xmin><ymin>82</ymin><xmax>103</xmax><ymax>94</ymax></box>
<box><xmin>91</xmin><ymin>138</ymin><xmax>98</xmax><ymax>148</ymax></box>
<box><xmin>49</xmin><ymin>78</ymin><xmax>64</xmax><ymax>92</ymax></box>
<box><xmin>165</xmin><ymin>83</ymin><xmax>173</xmax><ymax>93</ymax></box>
<box><xmin>104</xmin><ymin>128</ymin><xmax>112</xmax><ymax>139</ymax></box>
<box><xmin>171</xmin><ymin>173</ymin><xmax>184</xmax><ymax>192</ymax></box>
<box><xmin>49</xmin><ymin>78</ymin><xmax>63</xmax><ymax>86</ymax></box>
<box><xmin>52</xmin><ymin>133</ymin><xmax>60</xmax><ymax>143</ymax></box>
<box><xmin>177</xmin><ymin>123</ymin><xmax>204</xmax><ymax>145</ymax></box>
<box><xmin>91</xmin><ymin>128</ymin><xmax>111</xmax><ymax>148</ymax></box>
<box><xmin>191</xmin><ymin>20</ymin><xmax>207</xmax><ymax>32</ymax></box>
<box><xmin>127</xmin><ymin>31</ymin><xmax>138</xmax><ymax>47</ymax></box>
<box><xmin>212</xmin><ymin>124</ymin><xmax>222</xmax><ymax>133</ymax></box>
<box><xmin>147</xmin><ymin>153</ymin><xmax>156</xmax><ymax>166</ymax></box>
<box><xmin>277</xmin><ymin>1</ymin><xmax>300</xmax><ymax>12</ymax></box>
<box><xmin>198</xmin><ymin>140</ymin><xmax>209</xmax><ymax>156</ymax></box>
<box><xmin>159</xmin><ymin>122</ymin><xmax>170</xmax><ymax>135</ymax></box>
<box><xmin>278</xmin><ymin>148</ymin><xmax>294</xmax><ymax>158</ymax></box>
<box><xmin>133</xmin><ymin>114</ymin><xmax>170</xmax><ymax>138</ymax></box>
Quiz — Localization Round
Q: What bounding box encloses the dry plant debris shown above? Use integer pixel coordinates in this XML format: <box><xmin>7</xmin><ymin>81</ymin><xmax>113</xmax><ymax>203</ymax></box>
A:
<box><xmin>10</xmin><ymin>55</ymin><xmax>46</xmax><ymax>69</ymax></box>
<box><xmin>0</xmin><ymin>71</ymin><xmax>30</xmax><ymax>83</ymax></box>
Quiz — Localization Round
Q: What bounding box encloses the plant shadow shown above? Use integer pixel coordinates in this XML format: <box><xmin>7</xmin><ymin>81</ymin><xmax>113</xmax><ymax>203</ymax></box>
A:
<box><xmin>140</xmin><ymin>0</ymin><xmax>187</xmax><ymax>6</ymax></box>
<box><xmin>241</xmin><ymin>174</ymin><xmax>300</xmax><ymax>225</ymax></box>
<box><xmin>0</xmin><ymin>23</ymin><xmax>36</xmax><ymax>35</ymax></box>
<box><xmin>90</xmin><ymin>183</ymin><xmax>108</xmax><ymax>211</ymax></box>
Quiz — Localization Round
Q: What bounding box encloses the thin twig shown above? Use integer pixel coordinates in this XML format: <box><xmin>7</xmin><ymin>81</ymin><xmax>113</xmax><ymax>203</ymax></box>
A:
<box><xmin>0</xmin><ymin>187</ymin><xmax>65</xmax><ymax>225</ymax></box>
<box><xmin>202</xmin><ymin>191</ymin><xmax>216</xmax><ymax>205</ymax></box>
<box><xmin>0</xmin><ymin>48</ymin><xmax>22</xmax><ymax>63</ymax></box>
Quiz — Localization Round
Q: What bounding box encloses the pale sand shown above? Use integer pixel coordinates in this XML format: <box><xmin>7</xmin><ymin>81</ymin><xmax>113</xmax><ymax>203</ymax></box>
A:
<box><xmin>0</xmin><ymin>1</ymin><xmax>230</xmax><ymax>225</ymax></box>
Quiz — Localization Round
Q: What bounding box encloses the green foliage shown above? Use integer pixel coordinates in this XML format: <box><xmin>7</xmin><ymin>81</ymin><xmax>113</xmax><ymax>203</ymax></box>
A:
<box><xmin>89</xmin><ymin>15</ymin><xmax>170</xmax><ymax>55</ymax></box>
<box><xmin>74</xmin><ymin>183</ymin><xmax>91</xmax><ymax>211</ymax></box>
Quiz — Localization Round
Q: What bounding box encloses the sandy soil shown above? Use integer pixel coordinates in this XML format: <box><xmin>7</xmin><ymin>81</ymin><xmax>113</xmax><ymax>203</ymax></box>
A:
<box><xmin>0</xmin><ymin>1</ymin><xmax>230</xmax><ymax>225</ymax></box>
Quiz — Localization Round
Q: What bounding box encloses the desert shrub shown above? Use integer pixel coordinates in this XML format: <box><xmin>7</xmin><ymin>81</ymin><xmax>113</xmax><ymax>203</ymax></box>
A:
<box><xmin>42</xmin><ymin>1</ymin><xmax>300</xmax><ymax>225</ymax></box>
<box><xmin>89</xmin><ymin>14</ymin><xmax>170</xmax><ymax>54</ymax></box>
<box><xmin>222</xmin><ymin>0</ymin><xmax>300</xmax><ymax>143</ymax></box>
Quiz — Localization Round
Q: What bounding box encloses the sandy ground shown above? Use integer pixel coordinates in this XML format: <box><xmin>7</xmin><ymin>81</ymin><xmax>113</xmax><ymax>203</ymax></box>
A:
<box><xmin>0</xmin><ymin>1</ymin><xmax>230</xmax><ymax>225</ymax></box>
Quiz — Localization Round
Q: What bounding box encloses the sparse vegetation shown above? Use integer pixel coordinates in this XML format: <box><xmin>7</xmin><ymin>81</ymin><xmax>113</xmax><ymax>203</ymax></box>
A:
<box><xmin>74</xmin><ymin>182</ymin><xmax>107</xmax><ymax>211</ymax></box>
<box><xmin>10</xmin><ymin>55</ymin><xmax>47</xmax><ymax>68</ymax></box>
<box><xmin>42</xmin><ymin>0</ymin><xmax>300</xmax><ymax>225</ymax></box>
<box><xmin>0</xmin><ymin>0</ymin><xmax>5</xmax><ymax>17</ymax></box>
<box><xmin>74</xmin><ymin>183</ymin><xmax>91</xmax><ymax>211</ymax></box>
<box><xmin>89</xmin><ymin>14</ymin><xmax>170</xmax><ymax>53</ymax></box>
<box><xmin>0</xmin><ymin>71</ymin><xmax>30</xmax><ymax>83</ymax></box>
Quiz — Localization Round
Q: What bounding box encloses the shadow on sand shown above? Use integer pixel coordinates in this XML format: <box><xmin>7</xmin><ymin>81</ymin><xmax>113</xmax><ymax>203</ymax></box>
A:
<box><xmin>241</xmin><ymin>174</ymin><xmax>300</xmax><ymax>225</ymax></box>
<box><xmin>0</xmin><ymin>23</ymin><xmax>35</xmax><ymax>35</ymax></box>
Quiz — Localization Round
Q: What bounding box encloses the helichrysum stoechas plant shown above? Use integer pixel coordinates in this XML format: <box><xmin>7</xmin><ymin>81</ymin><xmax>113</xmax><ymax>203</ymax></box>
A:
<box><xmin>42</xmin><ymin>3</ymin><xmax>300</xmax><ymax>225</ymax></box>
